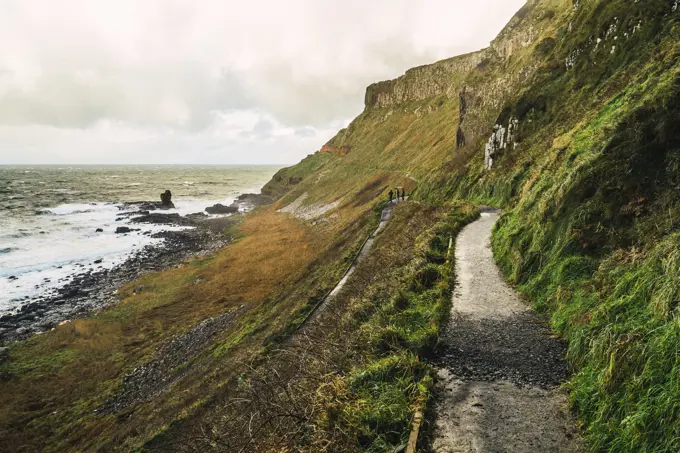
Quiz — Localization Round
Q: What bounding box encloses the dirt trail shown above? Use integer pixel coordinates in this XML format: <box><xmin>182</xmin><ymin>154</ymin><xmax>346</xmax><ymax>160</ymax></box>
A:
<box><xmin>433</xmin><ymin>210</ymin><xmax>583</xmax><ymax>453</ymax></box>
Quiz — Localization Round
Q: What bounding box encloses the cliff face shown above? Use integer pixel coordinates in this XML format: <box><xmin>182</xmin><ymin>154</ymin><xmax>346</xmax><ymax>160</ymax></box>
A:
<box><xmin>362</xmin><ymin>0</ymin><xmax>554</xmax><ymax>111</ymax></box>
<box><xmin>268</xmin><ymin>0</ymin><xmax>680</xmax><ymax>451</ymax></box>
<box><xmin>361</xmin><ymin>0</ymin><xmax>563</xmax><ymax>150</ymax></box>
<box><xmin>363</xmin><ymin>51</ymin><xmax>485</xmax><ymax>109</ymax></box>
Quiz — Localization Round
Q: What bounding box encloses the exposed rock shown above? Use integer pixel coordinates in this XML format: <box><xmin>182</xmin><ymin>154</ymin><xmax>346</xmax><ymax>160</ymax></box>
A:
<box><xmin>205</xmin><ymin>203</ymin><xmax>239</xmax><ymax>215</ymax></box>
<box><xmin>484</xmin><ymin>117</ymin><xmax>519</xmax><ymax>170</ymax></box>
<box><xmin>131</xmin><ymin>213</ymin><xmax>183</xmax><ymax>225</ymax></box>
<box><xmin>160</xmin><ymin>190</ymin><xmax>175</xmax><ymax>209</ymax></box>
<box><xmin>319</xmin><ymin>143</ymin><xmax>351</xmax><ymax>156</ymax></box>
<box><xmin>120</xmin><ymin>202</ymin><xmax>159</xmax><ymax>212</ymax></box>
<box><xmin>115</xmin><ymin>226</ymin><xmax>133</xmax><ymax>234</ymax></box>
<box><xmin>95</xmin><ymin>228</ymin><xmax>104</xmax><ymax>233</ymax></box>
<box><xmin>236</xmin><ymin>193</ymin><xmax>273</xmax><ymax>207</ymax></box>
<box><xmin>278</xmin><ymin>192</ymin><xmax>340</xmax><ymax>220</ymax></box>
<box><xmin>364</xmin><ymin>51</ymin><xmax>485</xmax><ymax>109</ymax></box>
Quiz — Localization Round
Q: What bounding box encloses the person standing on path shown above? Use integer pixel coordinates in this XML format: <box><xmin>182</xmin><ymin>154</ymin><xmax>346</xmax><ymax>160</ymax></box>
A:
<box><xmin>388</xmin><ymin>189</ymin><xmax>394</xmax><ymax>204</ymax></box>
<box><xmin>401</xmin><ymin>188</ymin><xmax>406</xmax><ymax>201</ymax></box>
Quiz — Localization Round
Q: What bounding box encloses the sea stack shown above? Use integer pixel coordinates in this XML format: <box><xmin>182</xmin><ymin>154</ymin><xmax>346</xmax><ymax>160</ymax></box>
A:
<box><xmin>160</xmin><ymin>190</ymin><xmax>175</xmax><ymax>209</ymax></box>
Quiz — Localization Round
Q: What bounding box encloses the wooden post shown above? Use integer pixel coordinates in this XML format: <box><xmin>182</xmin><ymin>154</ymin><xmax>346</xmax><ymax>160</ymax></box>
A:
<box><xmin>406</xmin><ymin>400</ymin><xmax>425</xmax><ymax>453</ymax></box>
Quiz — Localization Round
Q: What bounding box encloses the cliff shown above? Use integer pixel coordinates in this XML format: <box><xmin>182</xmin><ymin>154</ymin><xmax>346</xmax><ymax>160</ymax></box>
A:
<box><xmin>363</xmin><ymin>51</ymin><xmax>485</xmax><ymax>109</ymax></box>
<box><xmin>258</xmin><ymin>0</ymin><xmax>680</xmax><ymax>451</ymax></box>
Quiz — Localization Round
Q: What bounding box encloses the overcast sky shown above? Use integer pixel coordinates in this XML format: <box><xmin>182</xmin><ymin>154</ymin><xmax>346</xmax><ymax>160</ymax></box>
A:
<box><xmin>0</xmin><ymin>0</ymin><xmax>525</xmax><ymax>165</ymax></box>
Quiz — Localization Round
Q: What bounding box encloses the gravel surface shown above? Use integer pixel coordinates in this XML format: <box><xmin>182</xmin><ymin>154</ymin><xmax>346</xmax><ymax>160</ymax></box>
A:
<box><xmin>436</xmin><ymin>313</ymin><xmax>569</xmax><ymax>388</ymax></box>
<box><xmin>431</xmin><ymin>210</ymin><xmax>584</xmax><ymax>453</ymax></box>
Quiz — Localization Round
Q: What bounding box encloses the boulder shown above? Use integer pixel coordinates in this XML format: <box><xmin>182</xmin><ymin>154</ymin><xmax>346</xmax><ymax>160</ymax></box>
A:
<box><xmin>95</xmin><ymin>228</ymin><xmax>104</xmax><ymax>233</ymax></box>
<box><xmin>131</xmin><ymin>213</ymin><xmax>181</xmax><ymax>224</ymax></box>
<box><xmin>236</xmin><ymin>193</ymin><xmax>273</xmax><ymax>206</ymax></box>
<box><xmin>160</xmin><ymin>190</ymin><xmax>175</xmax><ymax>209</ymax></box>
<box><xmin>205</xmin><ymin>203</ymin><xmax>239</xmax><ymax>214</ymax></box>
<box><xmin>115</xmin><ymin>226</ymin><xmax>132</xmax><ymax>234</ymax></box>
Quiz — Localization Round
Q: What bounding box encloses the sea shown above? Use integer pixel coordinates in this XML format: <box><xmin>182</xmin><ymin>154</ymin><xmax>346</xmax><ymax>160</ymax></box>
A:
<box><xmin>0</xmin><ymin>165</ymin><xmax>281</xmax><ymax>314</ymax></box>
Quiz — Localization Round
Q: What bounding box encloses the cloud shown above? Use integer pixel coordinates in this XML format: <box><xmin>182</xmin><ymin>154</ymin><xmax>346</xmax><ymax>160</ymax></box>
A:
<box><xmin>0</xmin><ymin>0</ymin><xmax>526</xmax><ymax>164</ymax></box>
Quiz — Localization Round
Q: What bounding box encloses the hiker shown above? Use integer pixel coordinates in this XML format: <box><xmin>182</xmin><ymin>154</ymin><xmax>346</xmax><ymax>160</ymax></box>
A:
<box><xmin>389</xmin><ymin>189</ymin><xmax>394</xmax><ymax>203</ymax></box>
<box><xmin>401</xmin><ymin>188</ymin><xmax>406</xmax><ymax>201</ymax></box>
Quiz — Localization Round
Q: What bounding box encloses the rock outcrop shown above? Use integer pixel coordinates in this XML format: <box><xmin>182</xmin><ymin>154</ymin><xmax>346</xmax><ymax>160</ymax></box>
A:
<box><xmin>364</xmin><ymin>51</ymin><xmax>485</xmax><ymax>109</ymax></box>
<box><xmin>131</xmin><ymin>213</ymin><xmax>183</xmax><ymax>225</ymax></box>
<box><xmin>205</xmin><ymin>203</ymin><xmax>239</xmax><ymax>215</ymax></box>
<box><xmin>160</xmin><ymin>190</ymin><xmax>175</xmax><ymax>209</ymax></box>
<box><xmin>319</xmin><ymin>143</ymin><xmax>351</xmax><ymax>156</ymax></box>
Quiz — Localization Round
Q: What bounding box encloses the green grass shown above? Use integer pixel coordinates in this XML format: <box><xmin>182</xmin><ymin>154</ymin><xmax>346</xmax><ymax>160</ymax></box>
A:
<box><xmin>261</xmin><ymin>151</ymin><xmax>335</xmax><ymax>200</ymax></box>
<box><xmin>257</xmin><ymin>3</ymin><xmax>680</xmax><ymax>450</ymax></box>
<box><xmin>295</xmin><ymin>2</ymin><xmax>680</xmax><ymax>451</ymax></box>
<box><xmin>309</xmin><ymin>204</ymin><xmax>478</xmax><ymax>452</ymax></box>
<box><xmin>0</xmin><ymin>208</ymin><xmax>378</xmax><ymax>453</ymax></box>
<box><xmin>483</xmin><ymin>8</ymin><xmax>680</xmax><ymax>451</ymax></box>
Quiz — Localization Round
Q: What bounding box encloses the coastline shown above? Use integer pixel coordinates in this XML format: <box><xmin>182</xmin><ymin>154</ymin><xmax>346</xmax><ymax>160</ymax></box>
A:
<box><xmin>0</xmin><ymin>194</ymin><xmax>269</xmax><ymax>344</ymax></box>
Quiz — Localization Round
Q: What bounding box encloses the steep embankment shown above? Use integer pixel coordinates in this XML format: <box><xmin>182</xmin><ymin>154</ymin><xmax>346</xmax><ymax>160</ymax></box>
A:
<box><xmin>265</xmin><ymin>0</ymin><xmax>680</xmax><ymax>451</ymax></box>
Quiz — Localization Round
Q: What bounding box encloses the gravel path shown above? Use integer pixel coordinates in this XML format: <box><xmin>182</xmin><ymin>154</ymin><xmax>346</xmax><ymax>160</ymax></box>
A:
<box><xmin>432</xmin><ymin>210</ymin><xmax>583</xmax><ymax>452</ymax></box>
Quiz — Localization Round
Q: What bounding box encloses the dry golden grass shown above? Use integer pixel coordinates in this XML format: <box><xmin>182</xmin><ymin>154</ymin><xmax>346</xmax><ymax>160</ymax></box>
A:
<box><xmin>195</xmin><ymin>210</ymin><xmax>322</xmax><ymax>304</ymax></box>
<box><xmin>0</xmin><ymin>208</ymin><xmax>327</xmax><ymax>453</ymax></box>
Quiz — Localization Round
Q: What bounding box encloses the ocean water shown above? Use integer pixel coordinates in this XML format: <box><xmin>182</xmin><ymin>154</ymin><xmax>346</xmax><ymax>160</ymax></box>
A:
<box><xmin>0</xmin><ymin>165</ymin><xmax>281</xmax><ymax>314</ymax></box>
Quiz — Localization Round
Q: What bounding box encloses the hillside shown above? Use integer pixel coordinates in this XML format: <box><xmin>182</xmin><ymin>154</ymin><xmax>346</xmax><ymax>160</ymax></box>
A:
<box><xmin>1</xmin><ymin>0</ymin><xmax>679</xmax><ymax>451</ymax></box>
<box><xmin>258</xmin><ymin>0</ymin><xmax>680</xmax><ymax>450</ymax></box>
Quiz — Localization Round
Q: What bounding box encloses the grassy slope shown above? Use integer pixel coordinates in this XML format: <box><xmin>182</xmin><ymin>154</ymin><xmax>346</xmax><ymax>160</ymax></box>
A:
<box><xmin>489</xmin><ymin>7</ymin><xmax>680</xmax><ymax>452</ymax></box>
<box><xmin>423</xmin><ymin>1</ymin><xmax>680</xmax><ymax>451</ymax></box>
<box><xmin>142</xmin><ymin>202</ymin><xmax>478</xmax><ymax>452</ymax></box>
<box><xmin>0</xmin><ymin>205</ymin><xmax>379</xmax><ymax>452</ymax></box>
<box><xmin>256</xmin><ymin>1</ymin><xmax>680</xmax><ymax>451</ymax></box>
<box><xmin>261</xmin><ymin>151</ymin><xmax>335</xmax><ymax>200</ymax></box>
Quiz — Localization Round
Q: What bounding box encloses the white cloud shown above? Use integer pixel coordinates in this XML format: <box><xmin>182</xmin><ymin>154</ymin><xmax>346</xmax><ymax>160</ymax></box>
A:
<box><xmin>0</xmin><ymin>0</ymin><xmax>526</xmax><ymax>164</ymax></box>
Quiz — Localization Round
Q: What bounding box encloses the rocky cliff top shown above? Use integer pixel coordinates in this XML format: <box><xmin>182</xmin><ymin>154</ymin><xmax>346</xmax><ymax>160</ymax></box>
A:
<box><xmin>362</xmin><ymin>0</ymin><xmax>568</xmax><ymax>111</ymax></box>
<box><xmin>363</xmin><ymin>51</ymin><xmax>485</xmax><ymax>109</ymax></box>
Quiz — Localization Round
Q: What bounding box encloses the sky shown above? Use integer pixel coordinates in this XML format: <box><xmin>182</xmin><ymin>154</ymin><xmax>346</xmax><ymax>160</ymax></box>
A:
<box><xmin>0</xmin><ymin>0</ymin><xmax>526</xmax><ymax>165</ymax></box>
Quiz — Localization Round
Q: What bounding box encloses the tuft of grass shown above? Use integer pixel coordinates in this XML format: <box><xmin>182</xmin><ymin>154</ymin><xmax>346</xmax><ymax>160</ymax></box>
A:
<box><xmin>306</xmin><ymin>203</ymin><xmax>478</xmax><ymax>451</ymax></box>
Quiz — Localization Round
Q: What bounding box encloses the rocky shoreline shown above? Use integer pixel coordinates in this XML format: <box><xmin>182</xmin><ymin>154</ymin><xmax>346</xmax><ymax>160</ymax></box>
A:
<box><xmin>0</xmin><ymin>193</ymin><xmax>271</xmax><ymax>344</ymax></box>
